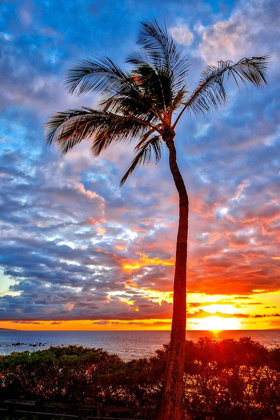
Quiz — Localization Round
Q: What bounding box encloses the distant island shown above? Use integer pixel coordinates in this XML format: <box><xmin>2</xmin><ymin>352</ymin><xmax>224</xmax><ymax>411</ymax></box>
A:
<box><xmin>0</xmin><ymin>328</ymin><xmax>19</xmax><ymax>331</ymax></box>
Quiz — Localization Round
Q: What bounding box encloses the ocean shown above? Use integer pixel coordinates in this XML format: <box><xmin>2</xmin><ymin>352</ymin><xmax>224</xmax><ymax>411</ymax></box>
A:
<box><xmin>0</xmin><ymin>330</ymin><xmax>279</xmax><ymax>361</ymax></box>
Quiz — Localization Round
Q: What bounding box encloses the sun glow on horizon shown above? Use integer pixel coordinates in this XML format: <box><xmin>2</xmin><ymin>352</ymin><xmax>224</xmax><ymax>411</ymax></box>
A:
<box><xmin>1</xmin><ymin>291</ymin><xmax>280</xmax><ymax>332</ymax></box>
<box><xmin>192</xmin><ymin>316</ymin><xmax>241</xmax><ymax>331</ymax></box>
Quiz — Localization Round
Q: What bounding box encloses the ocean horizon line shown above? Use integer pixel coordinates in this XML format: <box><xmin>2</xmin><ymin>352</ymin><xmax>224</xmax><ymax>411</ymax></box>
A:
<box><xmin>1</xmin><ymin>328</ymin><xmax>280</xmax><ymax>332</ymax></box>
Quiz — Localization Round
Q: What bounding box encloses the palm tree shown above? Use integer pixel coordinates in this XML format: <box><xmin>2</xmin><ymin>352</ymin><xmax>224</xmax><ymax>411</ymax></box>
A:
<box><xmin>45</xmin><ymin>20</ymin><xmax>268</xmax><ymax>420</ymax></box>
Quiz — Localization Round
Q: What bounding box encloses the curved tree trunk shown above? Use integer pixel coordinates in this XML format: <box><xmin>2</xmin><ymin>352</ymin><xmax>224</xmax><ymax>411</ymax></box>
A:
<box><xmin>156</xmin><ymin>134</ymin><xmax>189</xmax><ymax>420</ymax></box>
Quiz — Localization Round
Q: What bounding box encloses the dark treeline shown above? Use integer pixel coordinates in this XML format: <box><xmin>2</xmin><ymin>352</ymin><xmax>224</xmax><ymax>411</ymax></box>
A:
<box><xmin>0</xmin><ymin>337</ymin><xmax>280</xmax><ymax>418</ymax></box>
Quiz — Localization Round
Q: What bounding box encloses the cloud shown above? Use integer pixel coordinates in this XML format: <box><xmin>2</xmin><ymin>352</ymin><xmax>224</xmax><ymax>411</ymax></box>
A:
<box><xmin>188</xmin><ymin>310</ymin><xmax>249</xmax><ymax>319</ymax></box>
<box><xmin>169</xmin><ymin>21</ymin><xmax>194</xmax><ymax>45</ymax></box>
<box><xmin>122</xmin><ymin>253</ymin><xmax>174</xmax><ymax>273</ymax></box>
<box><xmin>200</xmin><ymin>0</ymin><xmax>280</xmax><ymax>66</ymax></box>
<box><xmin>12</xmin><ymin>321</ymin><xmax>42</xmax><ymax>325</ymax></box>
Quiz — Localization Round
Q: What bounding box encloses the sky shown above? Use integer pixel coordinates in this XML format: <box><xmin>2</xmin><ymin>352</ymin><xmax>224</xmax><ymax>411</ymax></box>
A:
<box><xmin>0</xmin><ymin>0</ymin><xmax>280</xmax><ymax>331</ymax></box>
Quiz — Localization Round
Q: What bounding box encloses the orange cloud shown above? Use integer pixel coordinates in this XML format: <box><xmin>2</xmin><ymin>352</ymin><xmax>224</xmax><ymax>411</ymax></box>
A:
<box><xmin>125</xmin><ymin>279</ymin><xmax>138</xmax><ymax>288</ymax></box>
<box><xmin>116</xmin><ymin>245</ymin><xmax>125</xmax><ymax>251</ymax></box>
<box><xmin>122</xmin><ymin>252</ymin><xmax>175</xmax><ymax>273</ymax></box>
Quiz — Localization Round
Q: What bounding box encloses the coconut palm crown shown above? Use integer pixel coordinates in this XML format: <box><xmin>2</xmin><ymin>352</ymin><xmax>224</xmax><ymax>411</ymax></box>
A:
<box><xmin>46</xmin><ymin>20</ymin><xmax>268</xmax><ymax>182</ymax></box>
<box><xmin>45</xmin><ymin>19</ymin><xmax>268</xmax><ymax>420</ymax></box>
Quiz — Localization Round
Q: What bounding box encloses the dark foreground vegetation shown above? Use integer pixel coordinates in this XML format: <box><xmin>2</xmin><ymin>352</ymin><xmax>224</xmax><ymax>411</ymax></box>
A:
<box><xmin>0</xmin><ymin>338</ymin><xmax>280</xmax><ymax>419</ymax></box>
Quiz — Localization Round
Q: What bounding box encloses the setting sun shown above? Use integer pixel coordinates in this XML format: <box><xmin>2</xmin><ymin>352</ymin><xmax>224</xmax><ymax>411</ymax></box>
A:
<box><xmin>193</xmin><ymin>316</ymin><xmax>241</xmax><ymax>331</ymax></box>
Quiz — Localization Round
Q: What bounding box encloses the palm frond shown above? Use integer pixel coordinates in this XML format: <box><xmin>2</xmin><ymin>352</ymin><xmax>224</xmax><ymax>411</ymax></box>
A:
<box><xmin>127</xmin><ymin>51</ymin><xmax>188</xmax><ymax>114</ymax></box>
<box><xmin>127</xmin><ymin>49</ymin><xmax>168</xmax><ymax>114</ymax></box>
<box><xmin>120</xmin><ymin>135</ymin><xmax>162</xmax><ymax>185</ymax></box>
<box><xmin>65</xmin><ymin>54</ymin><xmax>167</xmax><ymax>122</ymax></box>
<box><xmin>134</xmin><ymin>128</ymin><xmax>157</xmax><ymax>149</ymax></box>
<box><xmin>135</xmin><ymin>20</ymin><xmax>189</xmax><ymax>105</ymax></box>
<box><xmin>133</xmin><ymin>62</ymin><xmax>169</xmax><ymax>111</ymax></box>
<box><xmin>45</xmin><ymin>107</ymin><xmax>153</xmax><ymax>155</ymax></box>
<box><xmin>91</xmin><ymin>114</ymin><xmax>151</xmax><ymax>157</ymax></box>
<box><xmin>171</xmin><ymin>86</ymin><xmax>188</xmax><ymax>112</ymax></box>
<box><xmin>45</xmin><ymin>108</ymin><xmax>99</xmax><ymax>148</ymax></box>
<box><xmin>229</xmin><ymin>56</ymin><xmax>269</xmax><ymax>87</ymax></box>
<box><xmin>173</xmin><ymin>56</ymin><xmax>269</xmax><ymax>126</ymax></box>
<box><xmin>100</xmin><ymin>92</ymin><xmax>160</xmax><ymax>123</ymax></box>
<box><xmin>66</xmin><ymin>56</ymin><xmax>131</xmax><ymax>96</ymax></box>
<box><xmin>137</xmin><ymin>20</ymin><xmax>181</xmax><ymax>74</ymax></box>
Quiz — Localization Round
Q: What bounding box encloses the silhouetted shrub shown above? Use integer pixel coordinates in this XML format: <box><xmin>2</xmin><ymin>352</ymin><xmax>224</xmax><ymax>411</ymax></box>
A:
<box><xmin>0</xmin><ymin>338</ymin><xmax>280</xmax><ymax>418</ymax></box>
<box><xmin>184</xmin><ymin>338</ymin><xmax>280</xmax><ymax>417</ymax></box>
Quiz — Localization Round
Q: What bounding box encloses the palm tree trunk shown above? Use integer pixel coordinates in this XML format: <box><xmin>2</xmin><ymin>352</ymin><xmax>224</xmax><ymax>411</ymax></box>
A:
<box><xmin>156</xmin><ymin>135</ymin><xmax>189</xmax><ymax>420</ymax></box>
